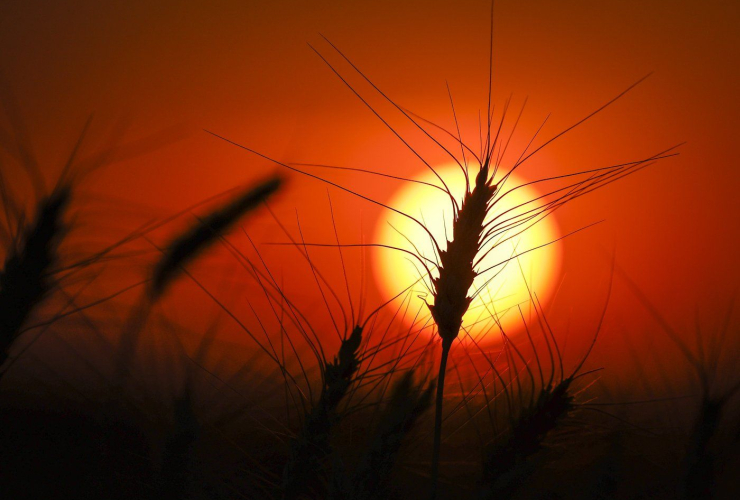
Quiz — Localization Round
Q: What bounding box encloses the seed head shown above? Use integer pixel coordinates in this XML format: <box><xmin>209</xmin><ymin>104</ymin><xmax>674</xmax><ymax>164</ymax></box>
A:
<box><xmin>428</xmin><ymin>165</ymin><xmax>497</xmax><ymax>344</ymax></box>
<box><xmin>0</xmin><ymin>187</ymin><xmax>70</xmax><ymax>367</ymax></box>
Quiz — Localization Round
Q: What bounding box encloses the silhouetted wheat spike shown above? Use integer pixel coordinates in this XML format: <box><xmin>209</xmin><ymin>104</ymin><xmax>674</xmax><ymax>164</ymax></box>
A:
<box><xmin>481</xmin><ymin>379</ymin><xmax>575</xmax><ymax>499</ymax></box>
<box><xmin>113</xmin><ymin>176</ymin><xmax>282</xmax><ymax>388</ymax></box>
<box><xmin>478</xmin><ymin>275</ymin><xmax>612</xmax><ymax>499</ymax></box>
<box><xmin>346</xmin><ymin>370</ymin><xmax>435</xmax><ymax>500</ymax></box>
<box><xmin>0</xmin><ymin>187</ymin><xmax>70</xmax><ymax>369</ymax></box>
<box><xmin>150</xmin><ymin>175</ymin><xmax>282</xmax><ymax>298</ymax></box>
<box><xmin>617</xmin><ymin>268</ymin><xmax>739</xmax><ymax>499</ymax></box>
<box><xmin>429</xmin><ymin>164</ymin><xmax>497</xmax><ymax>495</ymax></box>
<box><xmin>282</xmin><ymin>325</ymin><xmax>362</xmax><ymax>500</ymax></box>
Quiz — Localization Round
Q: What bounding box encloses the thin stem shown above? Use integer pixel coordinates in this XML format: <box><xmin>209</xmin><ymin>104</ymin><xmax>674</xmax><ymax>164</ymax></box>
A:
<box><xmin>430</xmin><ymin>336</ymin><xmax>453</xmax><ymax>500</ymax></box>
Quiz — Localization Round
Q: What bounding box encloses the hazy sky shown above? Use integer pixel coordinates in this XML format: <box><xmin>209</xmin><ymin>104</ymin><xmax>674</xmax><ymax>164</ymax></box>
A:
<box><xmin>1</xmin><ymin>0</ymin><xmax>738</xmax><ymax>370</ymax></box>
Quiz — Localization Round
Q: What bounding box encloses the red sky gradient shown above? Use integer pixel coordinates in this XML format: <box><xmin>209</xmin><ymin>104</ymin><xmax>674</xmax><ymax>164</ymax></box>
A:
<box><xmin>1</xmin><ymin>0</ymin><xmax>739</xmax><ymax>391</ymax></box>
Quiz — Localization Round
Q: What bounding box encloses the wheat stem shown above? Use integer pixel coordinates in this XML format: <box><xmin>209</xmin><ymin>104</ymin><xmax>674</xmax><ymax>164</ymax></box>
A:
<box><xmin>430</xmin><ymin>336</ymin><xmax>452</xmax><ymax>499</ymax></box>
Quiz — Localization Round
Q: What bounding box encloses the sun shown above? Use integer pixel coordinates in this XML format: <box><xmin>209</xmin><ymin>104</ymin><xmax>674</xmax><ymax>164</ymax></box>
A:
<box><xmin>373</xmin><ymin>163</ymin><xmax>562</xmax><ymax>338</ymax></box>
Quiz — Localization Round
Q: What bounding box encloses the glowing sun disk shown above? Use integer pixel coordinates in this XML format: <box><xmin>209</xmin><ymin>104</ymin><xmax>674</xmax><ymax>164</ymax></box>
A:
<box><xmin>373</xmin><ymin>164</ymin><xmax>562</xmax><ymax>338</ymax></box>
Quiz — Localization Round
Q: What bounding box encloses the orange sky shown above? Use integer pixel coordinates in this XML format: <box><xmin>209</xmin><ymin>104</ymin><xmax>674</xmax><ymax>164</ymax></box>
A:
<box><xmin>1</xmin><ymin>0</ymin><xmax>739</xmax><ymax>385</ymax></box>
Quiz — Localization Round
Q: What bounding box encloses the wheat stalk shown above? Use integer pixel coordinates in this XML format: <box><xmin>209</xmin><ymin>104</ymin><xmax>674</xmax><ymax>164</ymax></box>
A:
<box><xmin>282</xmin><ymin>325</ymin><xmax>363</xmax><ymax>499</ymax></box>
<box><xmin>481</xmin><ymin>377</ymin><xmax>576</xmax><ymax>498</ymax></box>
<box><xmin>428</xmin><ymin>163</ymin><xmax>497</xmax><ymax>496</ymax></box>
<box><xmin>110</xmin><ymin>176</ymin><xmax>283</xmax><ymax>388</ymax></box>
<box><xmin>150</xmin><ymin>175</ymin><xmax>282</xmax><ymax>298</ymax></box>
<box><xmin>345</xmin><ymin>369</ymin><xmax>435</xmax><ymax>500</ymax></box>
<box><xmin>0</xmin><ymin>187</ymin><xmax>70</xmax><ymax>371</ymax></box>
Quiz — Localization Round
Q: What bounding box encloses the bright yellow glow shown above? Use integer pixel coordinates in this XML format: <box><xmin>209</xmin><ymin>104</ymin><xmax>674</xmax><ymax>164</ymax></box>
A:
<box><xmin>373</xmin><ymin>164</ymin><xmax>562</xmax><ymax>338</ymax></box>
